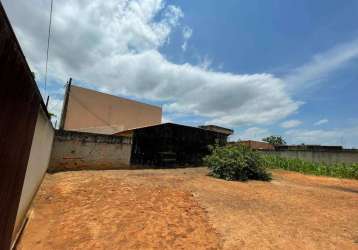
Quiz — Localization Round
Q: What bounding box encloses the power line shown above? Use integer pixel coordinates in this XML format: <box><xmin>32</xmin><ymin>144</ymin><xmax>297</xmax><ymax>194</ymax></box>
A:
<box><xmin>44</xmin><ymin>0</ymin><xmax>54</xmax><ymax>97</ymax></box>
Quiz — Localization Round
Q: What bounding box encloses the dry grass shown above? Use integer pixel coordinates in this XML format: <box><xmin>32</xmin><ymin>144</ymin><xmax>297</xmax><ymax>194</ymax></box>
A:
<box><xmin>17</xmin><ymin>168</ymin><xmax>358</xmax><ymax>250</ymax></box>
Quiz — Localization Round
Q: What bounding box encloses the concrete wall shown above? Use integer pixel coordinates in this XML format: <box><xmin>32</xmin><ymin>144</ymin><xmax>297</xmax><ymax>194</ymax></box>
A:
<box><xmin>63</xmin><ymin>85</ymin><xmax>162</xmax><ymax>134</ymax></box>
<box><xmin>262</xmin><ymin>150</ymin><xmax>358</xmax><ymax>164</ymax></box>
<box><xmin>49</xmin><ymin>130</ymin><xmax>132</xmax><ymax>172</ymax></box>
<box><xmin>13</xmin><ymin>107</ymin><xmax>55</xmax><ymax>241</ymax></box>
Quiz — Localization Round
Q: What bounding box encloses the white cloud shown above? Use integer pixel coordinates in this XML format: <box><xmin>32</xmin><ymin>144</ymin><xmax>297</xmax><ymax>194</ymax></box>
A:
<box><xmin>5</xmin><ymin>0</ymin><xmax>358</xmax><ymax>149</ymax></box>
<box><xmin>230</xmin><ymin>127</ymin><xmax>270</xmax><ymax>142</ymax></box>
<box><xmin>164</xmin><ymin>5</ymin><xmax>183</xmax><ymax>26</ymax></box>
<box><xmin>2</xmin><ymin>0</ymin><xmax>183</xmax><ymax>80</ymax></box>
<box><xmin>47</xmin><ymin>97</ymin><xmax>63</xmax><ymax>128</ymax></box>
<box><xmin>285</xmin><ymin>127</ymin><xmax>358</xmax><ymax>148</ymax></box>
<box><xmin>314</xmin><ymin>119</ymin><xmax>328</xmax><ymax>126</ymax></box>
<box><xmin>197</xmin><ymin>55</ymin><xmax>213</xmax><ymax>70</ymax></box>
<box><xmin>285</xmin><ymin>39</ymin><xmax>358</xmax><ymax>92</ymax></box>
<box><xmin>181</xmin><ymin>26</ymin><xmax>193</xmax><ymax>51</ymax></box>
<box><xmin>162</xmin><ymin>68</ymin><xmax>300</xmax><ymax>126</ymax></box>
<box><xmin>161</xmin><ymin>115</ymin><xmax>172</xmax><ymax>123</ymax></box>
<box><xmin>233</xmin><ymin>126</ymin><xmax>358</xmax><ymax>149</ymax></box>
<box><xmin>2</xmin><ymin>0</ymin><xmax>301</xmax><ymax>128</ymax></box>
<box><xmin>280</xmin><ymin>119</ymin><xmax>302</xmax><ymax>129</ymax></box>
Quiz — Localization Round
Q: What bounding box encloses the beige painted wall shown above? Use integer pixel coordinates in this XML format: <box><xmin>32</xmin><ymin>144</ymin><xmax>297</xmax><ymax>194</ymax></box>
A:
<box><xmin>63</xmin><ymin>85</ymin><xmax>162</xmax><ymax>134</ymax></box>
<box><xmin>49</xmin><ymin>130</ymin><xmax>132</xmax><ymax>172</ymax></box>
<box><xmin>13</xmin><ymin>107</ymin><xmax>55</xmax><ymax>241</ymax></box>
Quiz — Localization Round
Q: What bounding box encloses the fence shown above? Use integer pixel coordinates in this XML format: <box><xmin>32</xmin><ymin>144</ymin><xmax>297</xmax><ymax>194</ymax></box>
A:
<box><xmin>262</xmin><ymin>150</ymin><xmax>358</xmax><ymax>164</ymax></box>
<box><xmin>0</xmin><ymin>3</ymin><xmax>49</xmax><ymax>249</ymax></box>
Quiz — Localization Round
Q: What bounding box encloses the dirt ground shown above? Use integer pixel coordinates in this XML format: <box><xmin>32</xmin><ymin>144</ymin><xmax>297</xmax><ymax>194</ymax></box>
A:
<box><xmin>17</xmin><ymin>168</ymin><xmax>358</xmax><ymax>250</ymax></box>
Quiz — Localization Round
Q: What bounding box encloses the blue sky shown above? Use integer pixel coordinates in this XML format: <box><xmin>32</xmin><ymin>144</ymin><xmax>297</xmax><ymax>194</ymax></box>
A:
<box><xmin>165</xmin><ymin>0</ymin><xmax>358</xmax><ymax>146</ymax></box>
<box><xmin>3</xmin><ymin>0</ymin><xmax>358</xmax><ymax>147</ymax></box>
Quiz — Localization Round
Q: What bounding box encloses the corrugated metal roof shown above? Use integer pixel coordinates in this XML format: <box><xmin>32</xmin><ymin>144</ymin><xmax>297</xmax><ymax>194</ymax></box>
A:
<box><xmin>113</xmin><ymin>122</ymin><xmax>231</xmax><ymax>136</ymax></box>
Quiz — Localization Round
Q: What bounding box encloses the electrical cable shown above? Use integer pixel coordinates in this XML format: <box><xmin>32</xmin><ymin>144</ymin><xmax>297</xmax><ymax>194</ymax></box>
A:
<box><xmin>44</xmin><ymin>0</ymin><xmax>54</xmax><ymax>97</ymax></box>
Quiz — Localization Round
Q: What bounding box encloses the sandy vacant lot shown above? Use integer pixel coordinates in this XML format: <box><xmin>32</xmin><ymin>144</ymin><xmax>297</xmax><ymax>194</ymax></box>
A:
<box><xmin>17</xmin><ymin>168</ymin><xmax>358</xmax><ymax>250</ymax></box>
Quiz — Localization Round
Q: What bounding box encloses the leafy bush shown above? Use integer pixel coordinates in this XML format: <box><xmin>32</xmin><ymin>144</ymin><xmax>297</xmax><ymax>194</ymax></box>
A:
<box><xmin>263</xmin><ymin>155</ymin><xmax>358</xmax><ymax>179</ymax></box>
<box><xmin>204</xmin><ymin>145</ymin><xmax>271</xmax><ymax>181</ymax></box>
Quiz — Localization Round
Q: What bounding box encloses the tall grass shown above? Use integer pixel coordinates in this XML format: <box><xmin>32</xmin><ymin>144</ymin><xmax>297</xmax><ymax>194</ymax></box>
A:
<box><xmin>263</xmin><ymin>155</ymin><xmax>358</xmax><ymax>179</ymax></box>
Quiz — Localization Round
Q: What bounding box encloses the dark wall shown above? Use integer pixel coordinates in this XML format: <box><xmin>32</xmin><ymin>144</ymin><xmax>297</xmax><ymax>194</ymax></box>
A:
<box><xmin>0</xmin><ymin>4</ymin><xmax>42</xmax><ymax>249</ymax></box>
<box><xmin>130</xmin><ymin>123</ymin><xmax>227</xmax><ymax>166</ymax></box>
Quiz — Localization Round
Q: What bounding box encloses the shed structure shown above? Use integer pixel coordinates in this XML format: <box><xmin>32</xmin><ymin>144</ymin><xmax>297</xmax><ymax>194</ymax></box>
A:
<box><xmin>114</xmin><ymin>123</ymin><xmax>230</xmax><ymax>166</ymax></box>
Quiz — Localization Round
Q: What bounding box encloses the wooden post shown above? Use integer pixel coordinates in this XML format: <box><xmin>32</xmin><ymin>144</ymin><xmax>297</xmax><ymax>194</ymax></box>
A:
<box><xmin>59</xmin><ymin>77</ymin><xmax>72</xmax><ymax>130</ymax></box>
<box><xmin>45</xmin><ymin>95</ymin><xmax>49</xmax><ymax>108</ymax></box>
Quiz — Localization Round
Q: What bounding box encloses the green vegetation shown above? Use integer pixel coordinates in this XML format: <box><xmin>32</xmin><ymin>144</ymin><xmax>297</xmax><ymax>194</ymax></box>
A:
<box><xmin>262</xmin><ymin>135</ymin><xmax>286</xmax><ymax>145</ymax></box>
<box><xmin>204</xmin><ymin>145</ymin><xmax>271</xmax><ymax>181</ymax></box>
<box><xmin>263</xmin><ymin>155</ymin><xmax>358</xmax><ymax>179</ymax></box>
<box><xmin>203</xmin><ymin>144</ymin><xmax>358</xmax><ymax>180</ymax></box>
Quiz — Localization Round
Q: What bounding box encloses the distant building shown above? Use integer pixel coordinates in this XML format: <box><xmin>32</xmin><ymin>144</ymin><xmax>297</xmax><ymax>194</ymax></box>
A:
<box><xmin>59</xmin><ymin>82</ymin><xmax>162</xmax><ymax>134</ymax></box>
<box><xmin>230</xmin><ymin>140</ymin><xmax>275</xmax><ymax>150</ymax></box>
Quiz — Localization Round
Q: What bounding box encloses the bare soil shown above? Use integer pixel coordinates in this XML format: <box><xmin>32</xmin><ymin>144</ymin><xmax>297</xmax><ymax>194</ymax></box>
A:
<box><xmin>17</xmin><ymin>168</ymin><xmax>358</xmax><ymax>250</ymax></box>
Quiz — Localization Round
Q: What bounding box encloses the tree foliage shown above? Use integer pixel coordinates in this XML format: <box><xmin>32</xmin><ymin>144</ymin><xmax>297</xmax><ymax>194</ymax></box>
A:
<box><xmin>204</xmin><ymin>145</ymin><xmax>271</xmax><ymax>181</ymax></box>
<box><xmin>262</xmin><ymin>135</ymin><xmax>286</xmax><ymax>145</ymax></box>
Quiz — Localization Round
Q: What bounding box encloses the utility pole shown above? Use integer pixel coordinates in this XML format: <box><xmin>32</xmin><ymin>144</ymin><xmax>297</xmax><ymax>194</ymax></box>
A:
<box><xmin>59</xmin><ymin>77</ymin><xmax>72</xmax><ymax>130</ymax></box>
<box><xmin>45</xmin><ymin>95</ymin><xmax>50</xmax><ymax>108</ymax></box>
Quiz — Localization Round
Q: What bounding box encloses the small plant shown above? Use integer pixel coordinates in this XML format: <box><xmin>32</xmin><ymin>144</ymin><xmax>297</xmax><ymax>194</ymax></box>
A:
<box><xmin>204</xmin><ymin>145</ymin><xmax>271</xmax><ymax>181</ymax></box>
<box><xmin>263</xmin><ymin>155</ymin><xmax>358</xmax><ymax>179</ymax></box>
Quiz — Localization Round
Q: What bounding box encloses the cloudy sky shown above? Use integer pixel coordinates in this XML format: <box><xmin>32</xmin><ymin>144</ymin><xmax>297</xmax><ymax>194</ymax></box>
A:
<box><xmin>2</xmin><ymin>0</ymin><xmax>358</xmax><ymax>147</ymax></box>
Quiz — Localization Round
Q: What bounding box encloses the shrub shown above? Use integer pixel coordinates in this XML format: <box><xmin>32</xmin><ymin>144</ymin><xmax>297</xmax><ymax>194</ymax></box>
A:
<box><xmin>263</xmin><ymin>155</ymin><xmax>358</xmax><ymax>179</ymax></box>
<box><xmin>204</xmin><ymin>145</ymin><xmax>271</xmax><ymax>181</ymax></box>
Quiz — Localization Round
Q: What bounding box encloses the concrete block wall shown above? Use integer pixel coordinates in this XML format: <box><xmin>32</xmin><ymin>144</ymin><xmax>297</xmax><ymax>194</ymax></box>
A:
<box><xmin>49</xmin><ymin>130</ymin><xmax>132</xmax><ymax>172</ymax></box>
<box><xmin>262</xmin><ymin>150</ymin><xmax>358</xmax><ymax>164</ymax></box>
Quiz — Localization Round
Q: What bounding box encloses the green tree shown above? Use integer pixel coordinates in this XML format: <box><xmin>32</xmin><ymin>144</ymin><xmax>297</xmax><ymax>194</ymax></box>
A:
<box><xmin>262</xmin><ymin>135</ymin><xmax>286</xmax><ymax>145</ymax></box>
